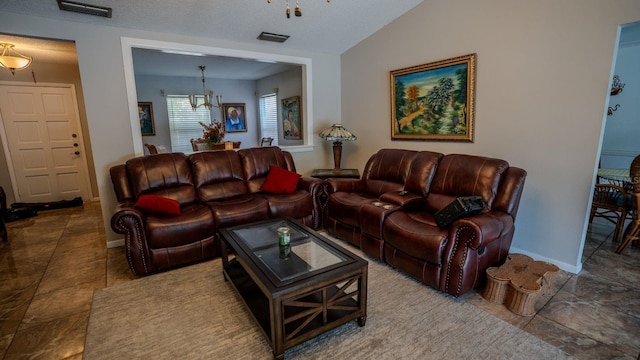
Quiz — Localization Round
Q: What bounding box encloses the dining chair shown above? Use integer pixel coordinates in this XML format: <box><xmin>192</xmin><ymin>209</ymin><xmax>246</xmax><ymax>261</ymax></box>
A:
<box><xmin>260</xmin><ymin>137</ymin><xmax>274</xmax><ymax>147</ymax></box>
<box><xmin>615</xmin><ymin>154</ymin><xmax>640</xmax><ymax>254</ymax></box>
<box><xmin>590</xmin><ymin>183</ymin><xmax>628</xmax><ymax>244</ymax></box>
<box><xmin>144</xmin><ymin>143</ymin><xmax>158</xmax><ymax>155</ymax></box>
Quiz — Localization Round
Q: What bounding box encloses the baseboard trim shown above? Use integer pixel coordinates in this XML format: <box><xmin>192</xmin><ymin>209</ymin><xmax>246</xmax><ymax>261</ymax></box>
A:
<box><xmin>509</xmin><ymin>246</ymin><xmax>582</xmax><ymax>274</ymax></box>
<box><xmin>107</xmin><ymin>238</ymin><xmax>124</xmax><ymax>248</ymax></box>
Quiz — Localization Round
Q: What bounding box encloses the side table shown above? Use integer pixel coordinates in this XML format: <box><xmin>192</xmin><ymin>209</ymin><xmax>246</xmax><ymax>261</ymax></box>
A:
<box><xmin>311</xmin><ymin>168</ymin><xmax>360</xmax><ymax>179</ymax></box>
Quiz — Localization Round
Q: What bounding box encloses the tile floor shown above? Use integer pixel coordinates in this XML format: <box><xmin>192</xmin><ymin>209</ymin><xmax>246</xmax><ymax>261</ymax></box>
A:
<box><xmin>0</xmin><ymin>202</ymin><xmax>638</xmax><ymax>359</ymax></box>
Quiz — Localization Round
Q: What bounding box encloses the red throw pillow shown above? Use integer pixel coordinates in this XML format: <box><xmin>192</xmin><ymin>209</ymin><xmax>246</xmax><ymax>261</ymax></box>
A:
<box><xmin>135</xmin><ymin>195</ymin><xmax>181</xmax><ymax>215</ymax></box>
<box><xmin>261</xmin><ymin>166</ymin><xmax>302</xmax><ymax>194</ymax></box>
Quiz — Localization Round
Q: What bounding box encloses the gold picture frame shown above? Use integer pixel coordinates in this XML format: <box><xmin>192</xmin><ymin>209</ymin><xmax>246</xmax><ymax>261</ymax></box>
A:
<box><xmin>390</xmin><ymin>53</ymin><xmax>476</xmax><ymax>142</ymax></box>
<box><xmin>138</xmin><ymin>102</ymin><xmax>155</xmax><ymax>136</ymax></box>
<box><xmin>282</xmin><ymin>96</ymin><xmax>302</xmax><ymax>140</ymax></box>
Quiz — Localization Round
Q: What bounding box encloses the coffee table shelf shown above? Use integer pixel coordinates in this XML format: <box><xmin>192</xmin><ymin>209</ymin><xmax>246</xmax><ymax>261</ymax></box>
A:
<box><xmin>220</xmin><ymin>218</ymin><xmax>368</xmax><ymax>359</ymax></box>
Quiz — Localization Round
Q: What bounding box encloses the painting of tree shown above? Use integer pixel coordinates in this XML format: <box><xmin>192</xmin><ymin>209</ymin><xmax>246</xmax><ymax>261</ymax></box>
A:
<box><xmin>390</xmin><ymin>54</ymin><xmax>476</xmax><ymax>141</ymax></box>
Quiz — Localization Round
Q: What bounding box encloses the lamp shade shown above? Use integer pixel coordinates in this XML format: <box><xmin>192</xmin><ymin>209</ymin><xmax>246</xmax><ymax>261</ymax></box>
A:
<box><xmin>0</xmin><ymin>43</ymin><xmax>32</xmax><ymax>75</ymax></box>
<box><xmin>318</xmin><ymin>124</ymin><xmax>357</xmax><ymax>142</ymax></box>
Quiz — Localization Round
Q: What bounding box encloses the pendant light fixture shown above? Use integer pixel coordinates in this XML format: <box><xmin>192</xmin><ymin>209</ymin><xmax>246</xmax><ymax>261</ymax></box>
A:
<box><xmin>0</xmin><ymin>43</ymin><xmax>32</xmax><ymax>75</ymax></box>
<box><xmin>189</xmin><ymin>65</ymin><xmax>222</xmax><ymax>111</ymax></box>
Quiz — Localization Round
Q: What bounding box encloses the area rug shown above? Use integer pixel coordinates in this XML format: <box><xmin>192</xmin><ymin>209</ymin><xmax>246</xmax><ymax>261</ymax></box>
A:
<box><xmin>85</xmin><ymin>237</ymin><xmax>573</xmax><ymax>360</ymax></box>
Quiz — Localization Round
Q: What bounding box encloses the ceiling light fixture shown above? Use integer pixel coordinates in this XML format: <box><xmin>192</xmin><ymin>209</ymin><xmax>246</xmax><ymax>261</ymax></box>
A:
<box><xmin>0</xmin><ymin>43</ymin><xmax>32</xmax><ymax>75</ymax></box>
<box><xmin>267</xmin><ymin>0</ymin><xmax>330</xmax><ymax>19</ymax></box>
<box><xmin>57</xmin><ymin>0</ymin><xmax>112</xmax><ymax>18</ymax></box>
<box><xmin>189</xmin><ymin>65</ymin><xmax>222</xmax><ymax>111</ymax></box>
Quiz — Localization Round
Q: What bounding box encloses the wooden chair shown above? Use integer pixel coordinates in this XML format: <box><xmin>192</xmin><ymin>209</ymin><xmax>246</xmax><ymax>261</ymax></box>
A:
<box><xmin>590</xmin><ymin>183</ymin><xmax>628</xmax><ymax>244</ymax></box>
<box><xmin>144</xmin><ymin>143</ymin><xmax>158</xmax><ymax>154</ymax></box>
<box><xmin>616</xmin><ymin>155</ymin><xmax>640</xmax><ymax>254</ymax></box>
<box><xmin>260</xmin><ymin>137</ymin><xmax>274</xmax><ymax>147</ymax></box>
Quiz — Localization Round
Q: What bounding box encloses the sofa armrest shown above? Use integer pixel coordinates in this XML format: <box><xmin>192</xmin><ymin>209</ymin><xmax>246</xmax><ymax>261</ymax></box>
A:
<box><xmin>326</xmin><ymin>178</ymin><xmax>366</xmax><ymax>194</ymax></box>
<box><xmin>297</xmin><ymin>176</ymin><xmax>323</xmax><ymax>192</ymax></box>
<box><xmin>448</xmin><ymin>212</ymin><xmax>512</xmax><ymax>250</ymax></box>
<box><xmin>380</xmin><ymin>191</ymin><xmax>424</xmax><ymax>208</ymax></box>
<box><xmin>297</xmin><ymin>176</ymin><xmax>326</xmax><ymax>230</ymax></box>
<box><xmin>442</xmin><ymin>211</ymin><xmax>513</xmax><ymax>296</ymax></box>
<box><xmin>110</xmin><ymin>202</ymin><xmax>152</xmax><ymax>276</ymax></box>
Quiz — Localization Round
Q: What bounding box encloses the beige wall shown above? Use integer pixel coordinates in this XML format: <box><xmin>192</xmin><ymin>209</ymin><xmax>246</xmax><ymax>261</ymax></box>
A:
<box><xmin>341</xmin><ymin>0</ymin><xmax>640</xmax><ymax>271</ymax></box>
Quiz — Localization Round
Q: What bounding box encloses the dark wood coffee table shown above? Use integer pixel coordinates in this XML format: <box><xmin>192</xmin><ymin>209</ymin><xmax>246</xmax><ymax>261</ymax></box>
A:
<box><xmin>219</xmin><ymin>217</ymin><xmax>368</xmax><ymax>359</ymax></box>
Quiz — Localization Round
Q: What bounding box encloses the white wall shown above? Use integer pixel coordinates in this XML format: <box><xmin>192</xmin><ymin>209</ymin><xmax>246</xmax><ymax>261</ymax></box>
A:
<box><xmin>0</xmin><ymin>12</ymin><xmax>341</xmax><ymax>243</ymax></box>
<box><xmin>601</xmin><ymin>41</ymin><xmax>640</xmax><ymax>169</ymax></box>
<box><xmin>341</xmin><ymin>0</ymin><xmax>640</xmax><ymax>272</ymax></box>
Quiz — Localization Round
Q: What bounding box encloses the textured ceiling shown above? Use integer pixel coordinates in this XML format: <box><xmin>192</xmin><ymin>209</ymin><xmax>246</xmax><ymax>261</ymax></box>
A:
<box><xmin>1</xmin><ymin>0</ymin><xmax>424</xmax><ymax>54</ymax></box>
<box><xmin>1</xmin><ymin>0</ymin><xmax>424</xmax><ymax>79</ymax></box>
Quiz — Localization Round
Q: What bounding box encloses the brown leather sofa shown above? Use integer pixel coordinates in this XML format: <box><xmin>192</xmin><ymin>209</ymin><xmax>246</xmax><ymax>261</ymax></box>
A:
<box><xmin>324</xmin><ymin>149</ymin><xmax>526</xmax><ymax>297</ymax></box>
<box><xmin>110</xmin><ymin>147</ymin><xmax>324</xmax><ymax>276</ymax></box>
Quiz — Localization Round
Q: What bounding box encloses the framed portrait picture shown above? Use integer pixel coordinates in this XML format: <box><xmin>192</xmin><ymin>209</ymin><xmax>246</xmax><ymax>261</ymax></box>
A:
<box><xmin>138</xmin><ymin>102</ymin><xmax>155</xmax><ymax>136</ymax></box>
<box><xmin>222</xmin><ymin>103</ymin><xmax>247</xmax><ymax>132</ymax></box>
<box><xmin>281</xmin><ymin>96</ymin><xmax>302</xmax><ymax>140</ymax></box>
<box><xmin>390</xmin><ymin>53</ymin><xmax>476</xmax><ymax>142</ymax></box>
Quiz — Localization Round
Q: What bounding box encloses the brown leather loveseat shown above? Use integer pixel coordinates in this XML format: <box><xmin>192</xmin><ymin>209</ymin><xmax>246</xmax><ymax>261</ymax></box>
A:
<box><xmin>324</xmin><ymin>149</ymin><xmax>526</xmax><ymax>297</ymax></box>
<box><xmin>110</xmin><ymin>147</ymin><xmax>323</xmax><ymax>275</ymax></box>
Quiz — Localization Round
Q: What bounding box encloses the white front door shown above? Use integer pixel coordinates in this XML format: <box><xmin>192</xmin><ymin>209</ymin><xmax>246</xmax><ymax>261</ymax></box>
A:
<box><xmin>0</xmin><ymin>83</ymin><xmax>91</xmax><ymax>203</ymax></box>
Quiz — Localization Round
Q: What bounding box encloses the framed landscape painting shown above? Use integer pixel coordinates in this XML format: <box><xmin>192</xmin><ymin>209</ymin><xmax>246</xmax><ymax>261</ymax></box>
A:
<box><xmin>282</xmin><ymin>96</ymin><xmax>302</xmax><ymax>140</ymax></box>
<box><xmin>138</xmin><ymin>102</ymin><xmax>155</xmax><ymax>136</ymax></box>
<box><xmin>390</xmin><ymin>53</ymin><xmax>476</xmax><ymax>142</ymax></box>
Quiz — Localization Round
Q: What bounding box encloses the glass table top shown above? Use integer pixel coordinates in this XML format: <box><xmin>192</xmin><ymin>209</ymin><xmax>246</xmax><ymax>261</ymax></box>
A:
<box><xmin>229</xmin><ymin>219</ymin><xmax>347</xmax><ymax>282</ymax></box>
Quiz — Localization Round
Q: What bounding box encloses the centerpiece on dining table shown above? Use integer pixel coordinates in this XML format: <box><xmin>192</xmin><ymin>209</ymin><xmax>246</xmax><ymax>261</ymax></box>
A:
<box><xmin>198</xmin><ymin>120</ymin><xmax>225</xmax><ymax>146</ymax></box>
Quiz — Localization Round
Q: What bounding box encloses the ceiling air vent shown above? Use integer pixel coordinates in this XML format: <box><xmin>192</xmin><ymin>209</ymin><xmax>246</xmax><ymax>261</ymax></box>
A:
<box><xmin>257</xmin><ymin>32</ymin><xmax>290</xmax><ymax>43</ymax></box>
<box><xmin>57</xmin><ymin>0</ymin><xmax>112</xmax><ymax>18</ymax></box>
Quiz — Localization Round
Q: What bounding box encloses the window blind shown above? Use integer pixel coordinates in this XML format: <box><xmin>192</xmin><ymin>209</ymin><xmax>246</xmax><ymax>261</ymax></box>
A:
<box><xmin>166</xmin><ymin>95</ymin><xmax>211</xmax><ymax>153</ymax></box>
<box><xmin>259</xmin><ymin>93</ymin><xmax>278</xmax><ymax>146</ymax></box>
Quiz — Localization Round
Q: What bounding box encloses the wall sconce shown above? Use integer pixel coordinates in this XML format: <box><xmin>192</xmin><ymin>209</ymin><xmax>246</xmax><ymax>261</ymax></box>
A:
<box><xmin>610</xmin><ymin>75</ymin><xmax>625</xmax><ymax>96</ymax></box>
<box><xmin>607</xmin><ymin>104</ymin><xmax>620</xmax><ymax>116</ymax></box>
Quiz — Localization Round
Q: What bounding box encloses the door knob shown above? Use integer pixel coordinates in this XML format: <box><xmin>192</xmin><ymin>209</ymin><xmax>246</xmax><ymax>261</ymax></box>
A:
<box><xmin>74</xmin><ymin>151</ymin><xmax>80</xmax><ymax>155</ymax></box>
<box><xmin>72</xmin><ymin>133</ymin><xmax>77</xmax><ymax>138</ymax></box>
<box><xmin>73</xmin><ymin>143</ymin><xmax>78</xmax><ymax>147</ymax></box>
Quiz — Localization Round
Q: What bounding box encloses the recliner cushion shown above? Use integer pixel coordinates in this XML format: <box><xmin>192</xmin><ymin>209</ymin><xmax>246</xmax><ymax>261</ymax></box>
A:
<box><xmin>259</xmin><ymin>190</ymin><xmax>314</xmax><ymax>219</ymax></box>
<box><xmin>145</xmin><ymin>204</ymin><xmax>214</xmax><ymax>249</ymax></box>
<box><xmin>327</xmin><ymin>192</ymin><xmax>378</xmax><ymax>228</ymax></box>
<box><xmin>383</xmin><ymin>211</ymin><xmax>449</xmax><ymax>265</ymax></box>
<box><xmin>261</xmin><ymin>166</ymin><xmax>301</xmax><ymax>194</ymax></box>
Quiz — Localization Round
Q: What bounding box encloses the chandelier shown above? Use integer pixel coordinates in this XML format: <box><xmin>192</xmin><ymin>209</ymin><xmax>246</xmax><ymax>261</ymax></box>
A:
<box><xmin>0</xmin><ymin>43</ymin><xmax>32</xmax><ymax>75</ymax></box>
<box><xmin>267</xmin><ymin>0</ymin><xmax>330</xmax><ymax>18</ymax></box>
<box><xmin>190</xmin><ymin>65</ymin><xmax>222</xmax><ymax>111</ymax></box>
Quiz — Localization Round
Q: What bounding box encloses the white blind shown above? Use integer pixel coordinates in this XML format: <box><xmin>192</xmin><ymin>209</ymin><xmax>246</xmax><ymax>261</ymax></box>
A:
<box><xmin>167</xmin><ymin>95</ymin><xmax>211</xmax><ymax>153</ymax></box>
<box><xmin>259</xmin><ymin>93</ymin><xmax>278</xmax><ymax>146</ymax></box>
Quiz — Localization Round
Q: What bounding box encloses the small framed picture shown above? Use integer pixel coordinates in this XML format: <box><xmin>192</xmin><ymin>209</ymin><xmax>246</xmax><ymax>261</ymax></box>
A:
<box><xmin>222</xmin><ymin>103</ymin><xmax>247</xmax><ymax>132</ymax></box>
<box><xmin>138</xmin><ymin>102</ymin><xmax>155</xmax><ymax>136</ymax></box>
<box><xmin>282</xmin><ymin>96</ymin><xmax>302</xmax><ymax>140</ymax></box>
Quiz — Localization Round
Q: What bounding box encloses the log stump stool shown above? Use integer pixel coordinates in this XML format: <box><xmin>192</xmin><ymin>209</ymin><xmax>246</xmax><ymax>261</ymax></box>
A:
<box><xmin>481</xmin><ymin>254</ymin><xmax>559</xmax><ymax>316</ymax></box>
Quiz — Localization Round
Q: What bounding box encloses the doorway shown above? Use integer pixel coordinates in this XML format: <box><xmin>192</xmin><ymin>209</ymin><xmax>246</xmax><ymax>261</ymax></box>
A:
<box><xmin>0</xmin><ymin>82</ymin><xmax>91</xmax><ymax>203</ymax></box>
